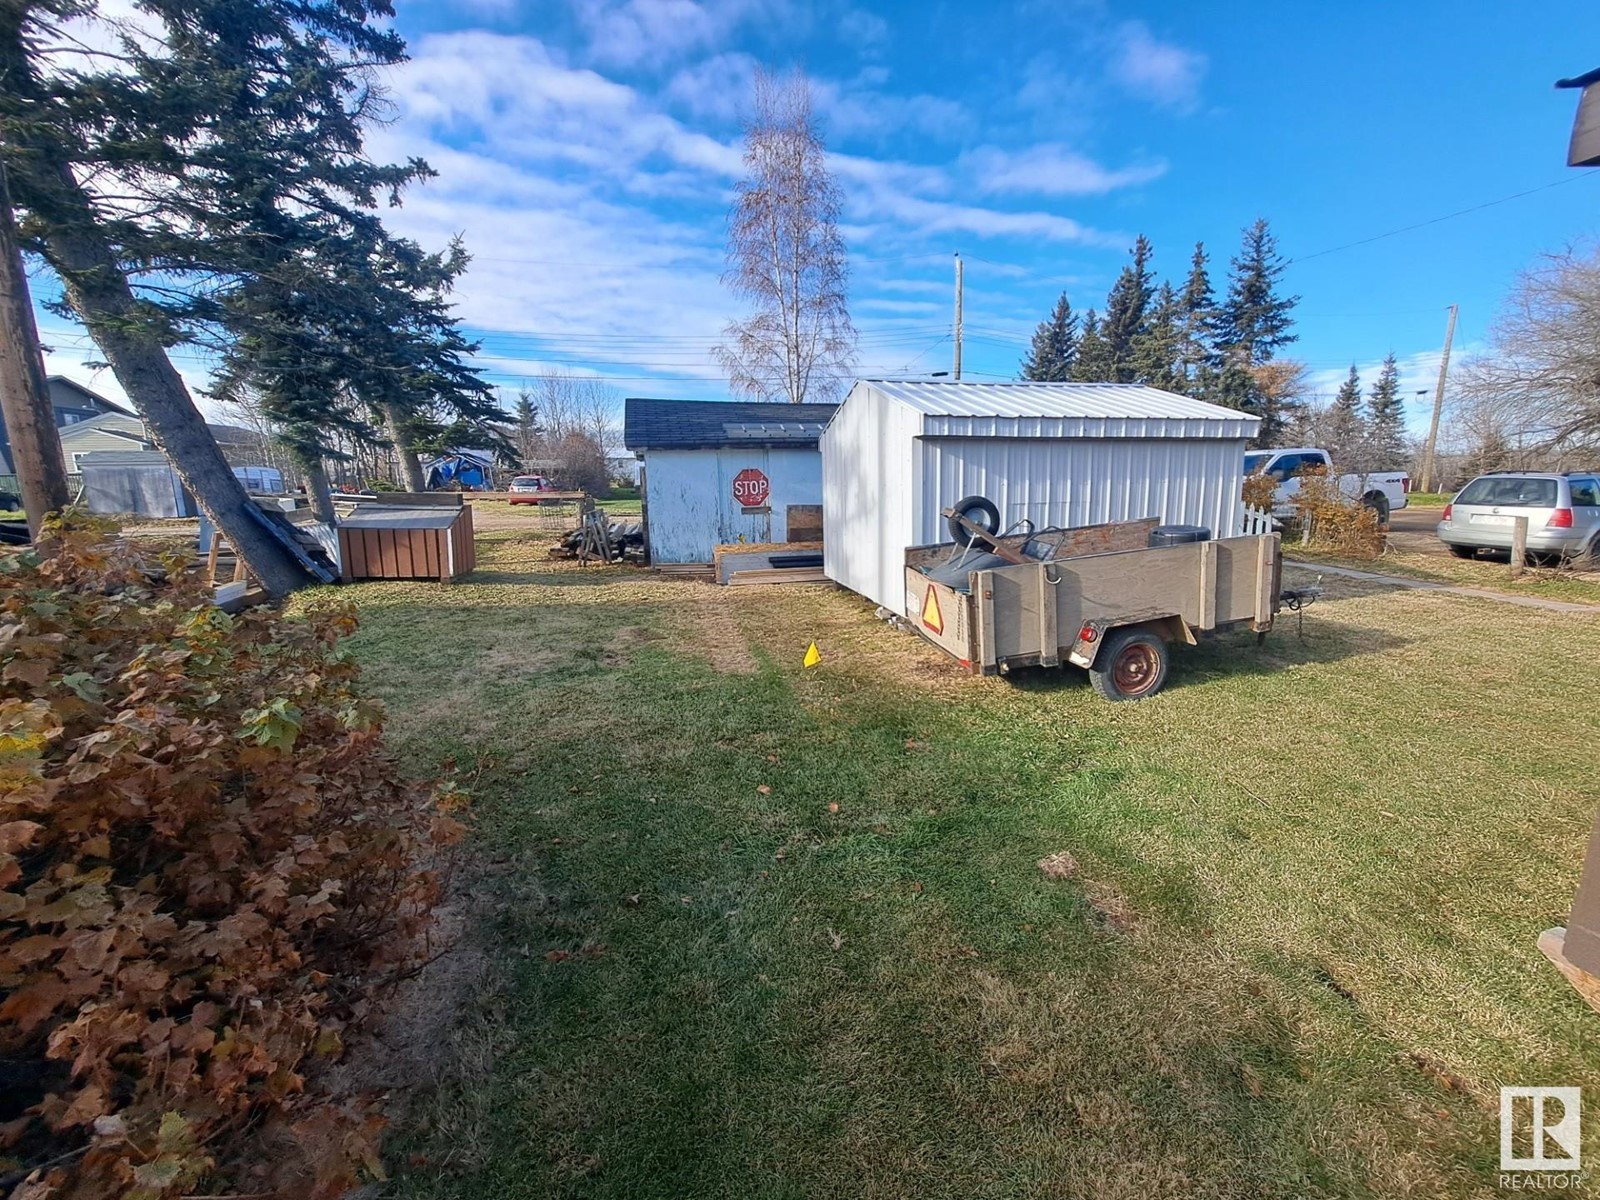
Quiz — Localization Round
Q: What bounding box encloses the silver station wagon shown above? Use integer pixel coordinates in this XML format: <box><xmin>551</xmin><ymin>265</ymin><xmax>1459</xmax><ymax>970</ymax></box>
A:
<box><xmin>1436</xmin><ymin>472</ymin><xmax>1600</xmax><ymax>561</ymax></box>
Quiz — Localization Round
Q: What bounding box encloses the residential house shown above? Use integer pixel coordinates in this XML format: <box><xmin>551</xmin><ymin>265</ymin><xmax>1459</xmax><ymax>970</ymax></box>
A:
<box><xmin>0</xmin><ymin>376</ymin><xmax>132</xmax><ymax>474</ymax></box>
<box><xmin>57</xmin><ymin>412</ymin><xmax>259</xmax><ymax>475</ymax></box>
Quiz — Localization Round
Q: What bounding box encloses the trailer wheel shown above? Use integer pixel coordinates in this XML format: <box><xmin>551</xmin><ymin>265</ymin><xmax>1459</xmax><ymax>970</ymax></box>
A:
<box><xmin>1089</xmin><ymin>628</ymin><xmax>1170</xmax><ymax>702</ymax></box>
<box><xmin>948</xmin><ymin>495</ymin><xmax>1001</xmax><ymax>545</ymax></box>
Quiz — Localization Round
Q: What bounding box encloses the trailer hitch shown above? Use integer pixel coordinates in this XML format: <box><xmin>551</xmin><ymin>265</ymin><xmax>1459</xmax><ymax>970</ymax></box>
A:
<box><xmin>1278</xmin><ymin>579</ymin><xmax>1323</xmax><ymax>639</ymax></box>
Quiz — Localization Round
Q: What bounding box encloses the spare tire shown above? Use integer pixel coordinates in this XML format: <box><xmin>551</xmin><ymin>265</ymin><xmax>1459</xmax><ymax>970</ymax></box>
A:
<box><xmin>1149</xmin><ymin>524</ymin><xmax>1211</xmax><ymax>547</ymax></box>
<box><xmin>948</xmin><ymin>495</ymin><xmax>1001</xmax><ymax>545</ymax></box>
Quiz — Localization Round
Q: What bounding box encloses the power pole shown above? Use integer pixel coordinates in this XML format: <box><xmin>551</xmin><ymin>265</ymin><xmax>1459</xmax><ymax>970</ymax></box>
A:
<box><xmin>952</xmin><ymin>253</ymin><xmax>963</xmax><ymax>381</ymax></box>
<box><xmin>1418</xmin><ymin>303</ymin><xmax>1457</xmax><ymax>494</ymax></box>
<box><xmin>0</xmin><ymin>160</ymin><xmax>68</xmax><ymax>539</ymax></box>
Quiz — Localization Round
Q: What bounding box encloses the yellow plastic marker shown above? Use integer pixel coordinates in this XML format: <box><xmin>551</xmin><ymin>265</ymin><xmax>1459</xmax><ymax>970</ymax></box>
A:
<box><xmin>803</xmin><ymin>642</ymin><xmax>822</xmax><ymax>669</ymax></box>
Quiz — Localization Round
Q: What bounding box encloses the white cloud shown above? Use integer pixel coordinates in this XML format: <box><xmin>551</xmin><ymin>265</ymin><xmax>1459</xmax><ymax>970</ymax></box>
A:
<box><xmin>963</xmin><ymin>143</ymin><xmax>1166</xmax><ymax>196</ymax></box>
<box><xmin>837</xmin><ymin>8</ymin><xmax>888</xmax><ymax>49</ymax></box>
<box><xmin>663</xmin><ymin>51</ymin><xmax>758</xmax><ymax>122</ymax></box>
<box><xmin>812</xmin><ymin>76</ymin><xmax>972</xmax><ymax>142</ymax></box>
<box><xmin>1108</xmin><ymin>20</ymin><xmax>1206</xmax><ymax>110</ymax></box>
<box><xmin>568</xmin><ymin>0</ymin><xmax>793</xmax><ymax>70</ymax></box>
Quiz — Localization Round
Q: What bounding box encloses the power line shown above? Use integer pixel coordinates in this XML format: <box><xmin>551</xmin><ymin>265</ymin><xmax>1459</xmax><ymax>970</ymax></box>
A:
<box><xmin>1288</xmin><ymin>173</ymin><xmax>1598</xmax><ymax>266</ymax></box>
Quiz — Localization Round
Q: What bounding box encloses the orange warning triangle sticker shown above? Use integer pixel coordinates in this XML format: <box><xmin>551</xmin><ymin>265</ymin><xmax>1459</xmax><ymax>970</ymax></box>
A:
<box><xmin>921</xmin><ymin>586</ymin><xmax>944</xmax><ymax>634</ymax></box>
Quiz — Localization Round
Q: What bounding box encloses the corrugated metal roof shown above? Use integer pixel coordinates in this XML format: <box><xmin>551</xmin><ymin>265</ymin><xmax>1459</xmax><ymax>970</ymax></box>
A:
<box><xmin>625</xmin><ymin>398</ymin><xmax>838</xmax><ymax>450</ymax></box>
<box><xmin>855</xmin><ymin>380</ymin><xmax>1258</xmax><ymax>440</ymax></box>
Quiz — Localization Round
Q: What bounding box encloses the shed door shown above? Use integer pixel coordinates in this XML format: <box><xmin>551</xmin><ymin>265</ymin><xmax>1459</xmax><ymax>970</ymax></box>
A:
<box><xmin>716</xmin><ymin>452</ymin><xmax>772</xmax><ymax>546</ymax></box>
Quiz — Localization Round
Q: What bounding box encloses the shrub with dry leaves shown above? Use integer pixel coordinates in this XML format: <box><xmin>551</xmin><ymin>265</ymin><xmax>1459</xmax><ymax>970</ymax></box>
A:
<box><xmin>0</xmin><ymin>521</ymin><xmax>465</xmax><ymax>1199</ymax></box>
<box><xmin>1288</xmin><ymin>466</ymin><xmax>1385</xmax><ymax>558</ymax></box>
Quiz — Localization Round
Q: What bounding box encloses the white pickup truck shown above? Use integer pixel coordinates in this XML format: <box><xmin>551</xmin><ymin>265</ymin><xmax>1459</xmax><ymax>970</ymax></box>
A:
<box><xmin>1243</xmin><ymin>447</ymin><xmax>1410</xmax><ymax>523</ymax></box>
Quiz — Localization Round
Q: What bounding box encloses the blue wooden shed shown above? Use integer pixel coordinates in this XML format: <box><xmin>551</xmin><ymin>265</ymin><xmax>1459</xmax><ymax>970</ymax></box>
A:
<box><xmin>623</xmin><ymin>398</ymin><xmax>838</xmax><ymax>565</ymax></box>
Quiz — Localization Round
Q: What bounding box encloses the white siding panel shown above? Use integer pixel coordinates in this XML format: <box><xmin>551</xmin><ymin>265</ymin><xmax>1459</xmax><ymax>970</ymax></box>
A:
<box><xmin>643</xmin><ymin>446</ymin><xmax>823</xmax><ymax>564</ymax></box>
<box><xmin>821</xmin><ymin>380</ymin><xmax>1253</xmax><ymax>615</ymax></box>
<box><xmin>915</xmin><ymin>437</ymin><xmax>1247</xmax><ymax>546</ymax></box>
<box><xmin>822</xmin><ymin>383</ymin><xmax>920</xmax><ymax>611</ymax></box>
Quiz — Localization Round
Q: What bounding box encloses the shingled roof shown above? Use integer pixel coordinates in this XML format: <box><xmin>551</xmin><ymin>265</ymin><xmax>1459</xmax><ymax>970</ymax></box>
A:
<box><xmin>623</xmin><ymin>398</ymin><xmax>839</xmax><ymax>451</ymax></box>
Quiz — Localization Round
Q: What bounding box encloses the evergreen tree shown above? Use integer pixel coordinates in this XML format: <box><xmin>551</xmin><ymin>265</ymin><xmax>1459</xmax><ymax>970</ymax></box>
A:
<box><xmin>5</xmin><ymin>0</ymin><xmax>499</xmax><ymax>577</ymax></box>
<box><xmin>1214</xmin><ymin>219</ymin><xmax>1300</xmax><ymax>442</ymax></box>
<box><xmin>1324</xmin><ymin>365</ymin><xmax>1369</xmax><ymax>468</ymax></box>
<box><xmin>513</xmin><ymin>391</ymin><xmax>543</xmax><ymax>466</ymax></box>
<box><xmin>1100</xmin><ymin>235</ymin><xmax>1155</xmax><ymax>382</ymax></box>
<box><xmin>1366</xmin><ymin>352</ymin><xmax>1408</xmax><ymax>468</ymax></box>
<box><xmin>1215</xmin><ymin>219</ymin><xmax>1298</xmax><ymax>365</ymax></box>
<box><xmin>1020</xmin><ymin>292</ymin><xmax>1079</xmax><ymax>381</ymax></box>
<box><xmin>1176</xmin><ymin>241</ymin><xmax>1216</xmax><ymax>394</ymax></box>
<box><xmin>1130</xmin><ymin>282</ymin><xmax>1181</xmax><ymax>390</ymax></box>
<box><xmin>1071</xmin><ymin>310</ymin><xmax>1115</xmax><ymax>382</ymax></box>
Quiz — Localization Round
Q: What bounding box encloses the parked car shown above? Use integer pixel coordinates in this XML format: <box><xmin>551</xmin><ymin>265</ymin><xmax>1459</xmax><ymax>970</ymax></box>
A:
<box><xmin>507</xmin><ymin>475</ymin><xmax>554</xmax><ymax>505</ymax></box>
<box><xmin>1243</xmin><ymin>447</ymin><xmax>1410</xmax><ymax>523</ymax></box>
<box><xmin>1435</xmin><ymin>472</ymin><xmax>1600</xmax><ymax>562</ymax></box>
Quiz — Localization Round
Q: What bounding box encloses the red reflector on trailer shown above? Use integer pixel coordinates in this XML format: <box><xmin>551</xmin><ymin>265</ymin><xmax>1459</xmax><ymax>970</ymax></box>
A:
<box><xmin>1548</xmin><ymin>508</ymin><xmax>1574</xmax><ymax>529</ymax></box>
<box><xmin>1078</xmin><ymin>625</ymin><xmax>1098</xmax><ymax>643</ymax></box>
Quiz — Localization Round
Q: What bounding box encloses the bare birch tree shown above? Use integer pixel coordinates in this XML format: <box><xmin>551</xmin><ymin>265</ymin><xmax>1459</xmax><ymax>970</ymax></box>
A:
<box><xmin>714</xmin><ymin>70</ymin><xmax>856</xmax><ymax>404</ymax></box>
<box><xmin>1454</xmin><ymin>244</ymin><xmax>1600</xmax><ymax>456</ymax></box>
<box><xmin>532</xmin><ymin>369</ymin><xmax>620</xmax><ymax>451</ymax></box>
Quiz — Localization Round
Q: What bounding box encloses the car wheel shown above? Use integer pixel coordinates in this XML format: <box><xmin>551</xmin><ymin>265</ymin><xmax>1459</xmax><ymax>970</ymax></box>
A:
<box><xmin>1088</xmin><ymin>627</ymin><xmax>1170</xmax><ymax>702</ymax></box>
<box><xmin>1363</xmin><ymin>492</ymin><xmax>1390</xmax><ymax>525</ymax></box>
<box><xmin>1447</xmin><ymin>545</ymin><xmax>1477</xmax><ymax>559</ymax></box>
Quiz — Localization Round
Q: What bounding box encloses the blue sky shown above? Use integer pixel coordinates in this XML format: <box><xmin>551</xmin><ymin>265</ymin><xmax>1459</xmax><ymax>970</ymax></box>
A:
<box><xmin>36</xmin><ymin>0</ymin><xmax>1600</xmax><ymax>437</ymax></box>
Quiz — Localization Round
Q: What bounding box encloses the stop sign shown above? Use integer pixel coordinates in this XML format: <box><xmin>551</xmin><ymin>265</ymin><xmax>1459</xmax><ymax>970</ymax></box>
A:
<box><xmin>732</xmin><ymin>468</ymin><xmax>770</xmax><ymax>507</ymax></box>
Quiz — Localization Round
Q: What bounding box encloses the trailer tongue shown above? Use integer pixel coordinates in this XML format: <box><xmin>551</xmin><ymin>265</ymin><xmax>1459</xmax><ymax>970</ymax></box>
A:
<box><xmin>902</xmin><ymin>503</ymin><xmax>1291</xmax><ymax>701</ymax></box>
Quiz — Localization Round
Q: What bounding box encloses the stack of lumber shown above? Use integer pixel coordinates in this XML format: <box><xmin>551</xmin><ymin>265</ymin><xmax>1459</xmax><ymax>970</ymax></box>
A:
<box><xmin>725</xmin><ymin>566</ymin><xmax>832</xmax><ymax>586</ymax></box>
<box><xmin>652</xmin><ymin>563</ymin><xmax>715</xmax><ymax>582</ymax></box>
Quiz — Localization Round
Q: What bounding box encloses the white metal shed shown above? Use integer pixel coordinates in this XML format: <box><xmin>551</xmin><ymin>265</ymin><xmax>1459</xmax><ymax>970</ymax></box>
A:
<box><xmin>820</xmin><ymin>380</ymin><xmax>1259</xmax><ymax>612</ymax></box>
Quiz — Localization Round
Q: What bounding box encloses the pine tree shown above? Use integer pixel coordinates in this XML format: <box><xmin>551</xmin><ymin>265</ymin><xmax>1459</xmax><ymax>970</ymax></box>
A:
<box><xmin>513</xmin><ymin>392</ymin><xmax>543</xmax><ymax>466</ymax></box>
<box><xmin>1215</xmin><ymin>220</ymin><xmax>1298</xmax><ymax>365</ymax></box>
<box><xmin>1071</xmin><ymin>310</ymin><xmax>1115</xmax><ymax>382</ymax></box>
<box><xmin>1100</xmin><ymin>235</ymin><xmax>1155</xmax><ymax>382</ymax></box>
<box><xmin>1175</xmin><ymin>241</ymin><xmax>1216</xmax><ymax>394</ymax></box>
<box><xmin>1214</xmin><ymin>219</ymin><xmax>1299</xmax><ymax>442</ymax></box>
<box><xmin>1</xmin><ymin>0</ymin><xmax>436</xmax><ymax>594</ymax></box>
<box><xmin>1021</xmin><ymin>292</ymin><xmax>1079</xmax><ymax>381</ymax></box>
<box><xmin>1366</xmin><ymin>352</ymin><xmax>1408</xmax><ymax>468</ymax></box>
<box><xmin>1130</xmin><ymin>282</ymin><xmax>1181</xmax><ymax>390</ymax></box>
<box><xmin>1324</xmin><ymin>365</ymin><xmax>1369</xmax><ymax>468</ymax></box>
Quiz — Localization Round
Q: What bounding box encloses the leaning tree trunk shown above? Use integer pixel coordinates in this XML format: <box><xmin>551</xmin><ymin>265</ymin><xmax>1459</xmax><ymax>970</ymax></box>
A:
<box><xmin>38</xmin><ymin>167</ymin><xmax>308</xmax><ymax>596</ymax></box>
<box><xmin>0</xmin><ymin>161</ymin><xmax>68</xmax><ymax>538</ymax></box>
<box><xmin>383</xmin><ymin>402</ymin><xmax>426</xmax><ymax>492</ymax></box>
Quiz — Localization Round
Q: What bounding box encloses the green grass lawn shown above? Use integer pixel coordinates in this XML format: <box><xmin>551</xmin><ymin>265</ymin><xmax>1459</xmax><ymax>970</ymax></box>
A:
<box><xmin>319</xmin><ymin>530</ymin><xmax>1600</xmax><ymax>1199</ymax></box>
<box><xmin>1401</xmin><ymin>492</ymin><xmax>1452</xmax><ymax>507</ymax></box>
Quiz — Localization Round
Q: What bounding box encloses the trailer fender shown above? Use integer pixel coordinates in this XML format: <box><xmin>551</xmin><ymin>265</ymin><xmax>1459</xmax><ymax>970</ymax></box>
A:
<box><xmin>1067</xmin><ymin>612</ymin><xmax>1192</xmax><ymax>669</ymax></box>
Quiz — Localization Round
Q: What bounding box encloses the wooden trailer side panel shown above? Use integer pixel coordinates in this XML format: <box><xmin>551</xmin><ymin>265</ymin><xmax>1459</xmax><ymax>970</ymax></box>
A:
<box><xmin>902</xmin><ymin>568</ymin><xmax>978</xmax><ymax>668</ymax></box>
<box><xmin>982</xmin><ymin>534</ymin><xmax>1278</xmax><ymax>667</ymax></box>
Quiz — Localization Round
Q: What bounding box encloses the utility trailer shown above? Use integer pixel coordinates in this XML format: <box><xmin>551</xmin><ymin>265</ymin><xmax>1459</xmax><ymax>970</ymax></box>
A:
<box><xmin>902</xmin><ymin>515</ymin><xmax>1286</xmax><ymax>701</ymax></box>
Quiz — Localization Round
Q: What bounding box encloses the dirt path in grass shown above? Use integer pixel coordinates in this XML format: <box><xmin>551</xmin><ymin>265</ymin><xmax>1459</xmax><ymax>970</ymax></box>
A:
<box><xmin>1287</xmin><ymin>558</ymin><xmax>1600</xmax><ymax>613</ymax></box>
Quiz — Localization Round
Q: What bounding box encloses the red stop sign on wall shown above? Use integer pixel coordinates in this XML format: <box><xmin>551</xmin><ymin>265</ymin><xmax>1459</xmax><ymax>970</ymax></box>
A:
<box><xmin>732</xmin><ymin>468</ymin><xmax>770</xmax><ymax>507</ymax></box>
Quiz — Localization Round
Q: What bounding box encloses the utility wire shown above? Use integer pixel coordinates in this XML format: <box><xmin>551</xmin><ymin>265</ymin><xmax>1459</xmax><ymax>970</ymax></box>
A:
<box><xmin>1288</xmin><ymin>173</ymin><xmax>1597</xmax><ymax>265</ymax></box>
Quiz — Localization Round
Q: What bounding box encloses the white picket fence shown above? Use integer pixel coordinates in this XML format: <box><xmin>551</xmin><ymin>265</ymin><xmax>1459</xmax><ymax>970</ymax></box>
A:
<box><xmin>1239</xmin><ymin>503</ymin><xmax>1275</xmax><ymax>536</ymax></box>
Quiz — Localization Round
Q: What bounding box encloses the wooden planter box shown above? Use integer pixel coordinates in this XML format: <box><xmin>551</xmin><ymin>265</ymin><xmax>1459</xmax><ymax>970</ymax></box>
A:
<box><xmin>337</xmin><ymin>505</ymin><xmax>476</xmax><ymax>583</ymax></box>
